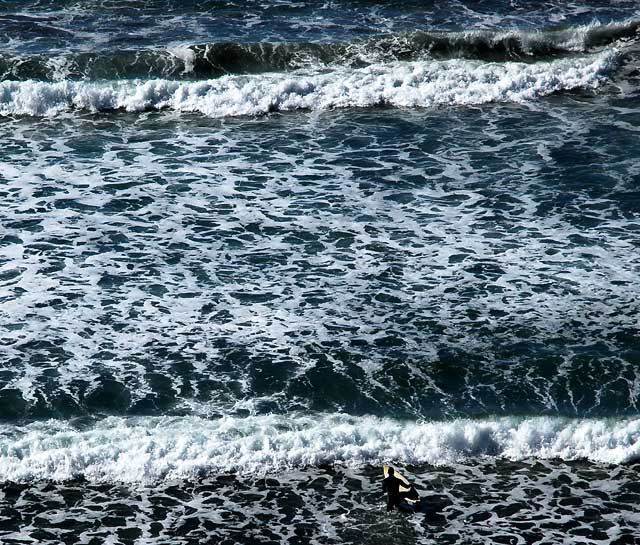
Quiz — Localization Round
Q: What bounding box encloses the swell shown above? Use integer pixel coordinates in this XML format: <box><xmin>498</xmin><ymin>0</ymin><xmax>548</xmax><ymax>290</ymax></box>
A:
<box><xmin>0</xmin><ymin>414</ymin><xmax>638</xmax><ymax>482</ymax></box>
<box><xmin>0</xmin><ymin>20</ymin><xmax>637</xmax><ymax>82</ymax></box>
<box><xmin>0</xmin><ymin>44</ymin><xmax>339</xmax><ymax>82</ymax></box>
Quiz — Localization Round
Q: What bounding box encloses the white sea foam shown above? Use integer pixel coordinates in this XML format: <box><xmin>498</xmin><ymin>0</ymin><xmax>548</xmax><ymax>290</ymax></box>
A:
<box><xmin>0</xmin><ymin>415</ymin><xmax>637</xmax><ymax>482</ymax></box>
<box><xmin>0</xmin><ymin>51</ymin><xmax>617</xmax><ymax>117</ymax></box>
<box><xmin>168</xmin><ymin>45</ymin><xmax>197</xmax><ymax>74</ymax></box>
<box><xmin>0</xmin><ymin>100</ymin><xmax>638</xmax><ymax>416</ymax></box>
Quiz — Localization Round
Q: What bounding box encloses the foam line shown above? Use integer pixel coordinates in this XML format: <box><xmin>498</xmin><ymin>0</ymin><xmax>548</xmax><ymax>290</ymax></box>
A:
<box><xmin>0</xmin><ymin>414</ymin><xmax>638</xmax><ymax>482</ymax></box>
<box><xmin>0</xmin><ymin>51</ymin><xmax>617</xmax><ymax>117</ymax></box>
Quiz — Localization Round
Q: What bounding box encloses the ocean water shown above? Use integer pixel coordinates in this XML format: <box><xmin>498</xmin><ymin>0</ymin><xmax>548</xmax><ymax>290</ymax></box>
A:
<box><xmin>1</xmin><ymin>1</ymin><xmax>640</xmax><ymax>543</ymax></box>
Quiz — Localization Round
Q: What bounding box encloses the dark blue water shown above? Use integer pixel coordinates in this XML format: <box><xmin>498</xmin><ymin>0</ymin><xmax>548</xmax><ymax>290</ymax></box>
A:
<box><xmin>0</xmin><ymin>1</ymin><xmax>639</xmax><ymax>543</ymax></box>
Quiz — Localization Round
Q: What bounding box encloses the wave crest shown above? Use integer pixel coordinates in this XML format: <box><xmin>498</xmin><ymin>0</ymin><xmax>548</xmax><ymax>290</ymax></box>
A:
<box><xmin>0</xmin><ymin>51</ymin><xmax>617</xmax><ymax>117</ymax></box>
<box><xmin>0</xmin><ymin>20</ymin><xmax>636</xmax><ymax>82</ymax></box>
<box><xmin>1</xmin><ymin>414</ymin><xmax>638</xmax><ymax>482</ymax></box>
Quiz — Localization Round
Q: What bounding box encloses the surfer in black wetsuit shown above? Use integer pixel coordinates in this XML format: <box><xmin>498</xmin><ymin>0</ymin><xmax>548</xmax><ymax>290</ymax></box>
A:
<box><xmin>383</xmin><ymin>467</ymin><xmax>417</xmax><ymax>511</ymax></box>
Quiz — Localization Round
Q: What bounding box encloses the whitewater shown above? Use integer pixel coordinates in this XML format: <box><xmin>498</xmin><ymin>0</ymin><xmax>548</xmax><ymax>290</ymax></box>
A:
<box><xmin>0</xmin><ymin>415</ymin><xmax>639</xmax><ymax>483</ymax></box>
<box><xmin>0</xmin><ymin>50</ymin><xmax>620</xmax><ymax>117</ymax></box>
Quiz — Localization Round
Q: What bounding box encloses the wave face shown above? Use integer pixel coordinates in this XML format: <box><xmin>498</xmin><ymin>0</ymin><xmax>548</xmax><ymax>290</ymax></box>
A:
<box><xmin>0</xmin><ymin>20</ymin><xmax>637</xmax><ymax>82</ymax></box>
<box><xmin>1</xmin><ymin>415</ymin><xmax>638</xmax><ymax>482</ymax></box>
<box><xmin>0</xmin><ymin>51</ymin><xmax>617</xmax><ymax>117</ymax></box>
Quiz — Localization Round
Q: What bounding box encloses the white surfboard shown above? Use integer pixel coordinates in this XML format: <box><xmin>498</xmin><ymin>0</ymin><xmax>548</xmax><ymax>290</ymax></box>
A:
<box><xmin>383</xmin><ymin>465</ymin><xmax>420</xmax><ymax>503</ymax></box>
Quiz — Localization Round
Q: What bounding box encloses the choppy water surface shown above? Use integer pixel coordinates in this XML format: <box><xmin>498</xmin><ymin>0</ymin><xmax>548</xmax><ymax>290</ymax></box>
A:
<box><xmin>1</xmin><ymin>1</ymin><xmax>639</xmax><ymax>543</ymax></box>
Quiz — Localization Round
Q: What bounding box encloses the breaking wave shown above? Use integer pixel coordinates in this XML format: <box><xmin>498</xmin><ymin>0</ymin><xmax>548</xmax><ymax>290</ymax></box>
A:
<box><xmin>0</xmin><ymin>19</ymin><xmax>636</xmax><ymax>82</ymax></box>
<box><xmin>0</xmin><ymin>50</ymin><xmax>617</xmax><ymax>117</ymax></box>
<box><xmin>0</xmin><ymin>414</ymin><xmax>638</xmax><ymax>482</ymax></box>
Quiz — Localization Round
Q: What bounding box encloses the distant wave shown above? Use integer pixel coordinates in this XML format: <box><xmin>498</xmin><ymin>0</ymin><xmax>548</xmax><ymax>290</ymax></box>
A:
<box><xmin>0</xmin><ymin>414</ymin><xmax>638</xmax><ymax>482</ymax></box>
<box><xmin>0</xmin><ymin>20</ymin><xmax>636</xmax><ymax>82</ymax></box>
<box><xmin>0</xmin><ymin>51</ymin><xmax>617</xmax><ymax>117</ymax></box>
<box><xmin>392</xmin><ymin>19</ymin><xmax>640</xmax><ymax>61</ymax></box>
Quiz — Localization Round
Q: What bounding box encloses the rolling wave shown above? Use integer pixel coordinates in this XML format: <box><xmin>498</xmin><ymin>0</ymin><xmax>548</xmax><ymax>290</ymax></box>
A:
<box><xmin>0</xmin><ymin>414</ymin><xmax>638</xmax><ymax>482</ymax></box>
<box><xmin>0</xmin><ymin>51</ymin><xmax>617</xmax><ymax>117</ymax></box>
<box><xmin>0</xmin><ymin>20</ymin><xmax>636</xmax><ymax>82</ymax></box>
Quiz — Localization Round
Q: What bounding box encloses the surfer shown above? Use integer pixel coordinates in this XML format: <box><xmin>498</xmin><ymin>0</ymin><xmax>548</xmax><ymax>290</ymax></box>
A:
<box><xmin>383</xmin><ymin>467</ymin><xmax>417</xmax><ymax>511</ymax></box>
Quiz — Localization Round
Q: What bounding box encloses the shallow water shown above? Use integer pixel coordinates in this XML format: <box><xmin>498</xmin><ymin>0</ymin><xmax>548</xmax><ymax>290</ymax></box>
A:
<box><xmin>1</xmin><ymin>460</ymin><xmax>638</xmax><ymax>544</ymax></box>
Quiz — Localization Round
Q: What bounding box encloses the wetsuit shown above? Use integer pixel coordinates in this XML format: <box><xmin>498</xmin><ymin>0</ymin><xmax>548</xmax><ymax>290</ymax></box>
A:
<box><xmin>383</xmin><ymin>474</ymin><xmax>415</xmax><ymax>511</ymax></box>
